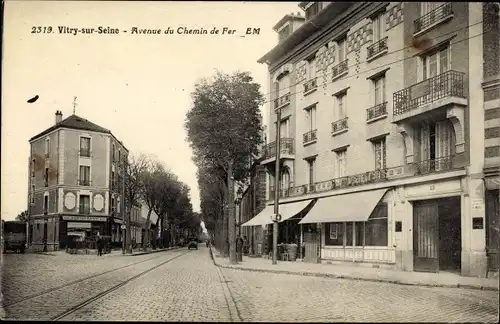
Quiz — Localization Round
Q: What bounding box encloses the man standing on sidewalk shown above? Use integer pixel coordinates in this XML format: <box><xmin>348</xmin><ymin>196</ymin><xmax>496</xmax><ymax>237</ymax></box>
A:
<box><xmin>97</xmin><ymin>236</ymin><xmax>103</xmax><ymax>257</ymax></box>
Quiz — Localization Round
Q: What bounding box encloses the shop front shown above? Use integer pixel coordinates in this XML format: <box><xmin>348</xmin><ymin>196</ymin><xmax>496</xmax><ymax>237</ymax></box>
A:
<box><xmin>59</xmin><ymin>215</ymin><xmax>108</xmax><ymax>248</ymax></box>
<box><xmin>485</xmin><ymin>175</ymin><xmax>500</xmax><ymax>277</ymax></box>
<box><xmin>299</xmin><ymin>188</ymin><xmax>394</xmax><ymax>266</ymax></box>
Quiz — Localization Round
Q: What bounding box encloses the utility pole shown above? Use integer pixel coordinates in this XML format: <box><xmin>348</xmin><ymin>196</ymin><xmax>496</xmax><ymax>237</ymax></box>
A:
<box><xmin>122</xmin><ymin>156</ymin><xmax>130</xmax><ymax>254</ymax></box>
<box><xmin>272</xmin><ymin>105</ymin><xmax>282</xmax><ymax>265</ymax></box>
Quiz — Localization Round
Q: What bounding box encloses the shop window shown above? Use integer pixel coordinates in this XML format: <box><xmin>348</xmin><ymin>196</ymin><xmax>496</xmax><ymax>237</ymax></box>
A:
<box><xmin>355</xmin><ymin>221</ymin><xmax>364</xmax><ymax>246</ymax></box>
<box><xmin>364</xmin><ymin>203</ymin><xmax>388</xmax><ymax>246</ymax></box>
<box><xmin>325</xmin><ymin>223</ymin><xmax>343</xmax><ymax>246</ymax></box>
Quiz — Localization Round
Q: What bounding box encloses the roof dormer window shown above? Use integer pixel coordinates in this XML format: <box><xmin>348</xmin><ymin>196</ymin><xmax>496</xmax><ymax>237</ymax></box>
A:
<box><xmin>305</xmin><ymin>2</ymin><xmax>321</xmax><ymax>21</ymax></box>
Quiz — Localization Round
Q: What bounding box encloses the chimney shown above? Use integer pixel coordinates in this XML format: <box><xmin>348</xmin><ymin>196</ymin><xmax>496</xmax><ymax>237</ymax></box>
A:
<box><xmin>55</xmin><ymin>110</ymin><xmax>63</xmax><ymax>124</ymax></box>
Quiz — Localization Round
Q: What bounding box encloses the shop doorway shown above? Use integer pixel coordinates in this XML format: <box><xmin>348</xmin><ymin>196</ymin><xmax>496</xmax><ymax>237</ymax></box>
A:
<box><xmin>303</xmin><ymin>224</ymin><xmax>320</xmax><ymax>264</ymax></box>
<box><xmin>413</xmin><ymin>196</ymin><xmax>461</xmax><ymax>273</ymax></box>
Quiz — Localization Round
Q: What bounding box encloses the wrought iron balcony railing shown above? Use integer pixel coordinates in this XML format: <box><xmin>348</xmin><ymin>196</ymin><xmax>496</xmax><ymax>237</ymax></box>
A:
<box><xmin>393</xmin><ymin>70</ymin><xmax>465</xmax><ymax>115</ymax></box>
<box><xmin>274</xmin><ymin>92</ymin><xmax>291</xmax><ymax>110</ymax></box>
<box><xmin>366</xmin><ymin>102</ymin><xmax>388</xmax><ymax>121</ymax></box>
<box><xmin>414</xmin><ymin>3</ymin><xmax>453</xmax><ymax>34</ymax></box>
<box><xmin>367</xmin><ymin>37</ymin><xmax>388</xmax><ymax>59</ymax></box>
<box><xmin>304</xmin><ymin>78</ymin><xmax>318</xmax><ymax>93</ymax></box>
<box><xmin>262</xmin><ymin>138</ymin><xmax>294</xmax><ymax>160</ymax></box>
<box><xmin>332</xmin><ymin>59</ymin><xmax>348</xmax><ymax>80</ymax></box>
<box><xmin>267</xmin><ymin>155</ymin><xmax>460</xmax><ymax>200</ymax></box>
<box><xmin>303</xmin><ymin>129</ymin><xmax>318</xmax><ymax>144</ymax></box>
<box><xmin>414</xmin><ymin>156</ymin><xmax>453</xmax><ymax>175</ymax></box>
<box><xmin>331</xmin><ymin>117</ymin><xmax>348</xmax><ymax>133</ymax></box>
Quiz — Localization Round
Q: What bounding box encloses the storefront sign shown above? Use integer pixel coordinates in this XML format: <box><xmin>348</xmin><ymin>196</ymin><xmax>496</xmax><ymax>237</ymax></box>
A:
<box><xmin>62</xmin><ymin>215</ymin><xmax>107</xmax><ymax>222</ymax></box>
<box><xmin>471</xmin><ymin>199</ymin><xmax>485</xmax><ymax>211</ymax></box>
<box><xmin>67</xmin><ymin>222</ymin><xmax>91</xmax><ymax>229</ymax></box>
<box><xmin>472</xmin><ymin>217</ymin><xmax>484</xmax><ymax>229</ymax></box>
<box><xmin>113</xmin><ymin>218</ymin><xmax>123</xmax><ymax>224</ymax></box>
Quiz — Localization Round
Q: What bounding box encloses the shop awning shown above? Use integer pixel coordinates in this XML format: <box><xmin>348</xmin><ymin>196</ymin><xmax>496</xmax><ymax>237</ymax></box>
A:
<box><xmin>299</xmin><ymin>188</ymin><xmax>388</xmax><ymax>224</ymax></box>
<box><xmin>241</xmin><ymin>200</ymin><xmax>313</xmax><ymax>227</ymax></box>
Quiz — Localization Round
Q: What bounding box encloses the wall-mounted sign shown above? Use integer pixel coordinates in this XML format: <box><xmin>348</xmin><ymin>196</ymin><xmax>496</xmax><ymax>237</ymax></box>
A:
<box><xmin>395</xmin><ymin>221</ymin><xmax>402</xmax><ymax>233</ymax></box>
<box><xmin>472</xmin><ymin>217</ymin><xmax>484</xmax><ymax>229</ymax></box>
<box><xmin>471</xmin><ymin>199</ymin><xmax>485</xmax><ymax>211</ymax></box>
<box><xmin>62</xmin><ymin>215</ymin><xmax>107</xmax><ymax>222</ymax></box>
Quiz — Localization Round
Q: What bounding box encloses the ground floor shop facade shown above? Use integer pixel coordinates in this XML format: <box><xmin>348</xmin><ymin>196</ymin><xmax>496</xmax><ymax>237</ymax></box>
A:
<box><xmin>244</xmin><ymin>171</ymin><xmax>495</xmax><ymax>278</ymax></box>
<box><xmin>29</xmin><ymin>215</ymin><xmax>150</xmax><ymax>251</ymax></box>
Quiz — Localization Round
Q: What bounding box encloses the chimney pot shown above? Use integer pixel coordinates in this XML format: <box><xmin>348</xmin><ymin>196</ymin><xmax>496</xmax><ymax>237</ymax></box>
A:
<box><xmin>55</xmin><ymin>110</ymin><xmax>63</xmax><ymax>124</ymax></box>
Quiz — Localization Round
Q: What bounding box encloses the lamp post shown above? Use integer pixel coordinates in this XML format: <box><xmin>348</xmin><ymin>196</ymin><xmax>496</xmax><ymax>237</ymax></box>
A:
<box><xmin>272</xmin><ymin>101</ymin><xmax>282</xmax><ymax>265</ymax></box>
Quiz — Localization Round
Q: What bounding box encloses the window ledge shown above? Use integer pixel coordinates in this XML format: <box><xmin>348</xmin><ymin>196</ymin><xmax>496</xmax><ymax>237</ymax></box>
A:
<box><xmin>366</xmin><ymin>114</ymin><xmax>388</xmax><ymax>124</ymax></box>
<box><xmin>332</xmin><ymin>70</ymin><xmax>348</xmax><ymax>82</ymax></box>
<box><xmin>413</xmin><ymin>14</ymin><xmax>454</xmax><ymax>38</ymax></box>
<box><xmin>275</xmin><ymin>102</ymin><xmax>290</xmax><ymax>111</ymax></box>
<box><xmin>331</xmin><ymin>128</ymin><xmax>348</xmax><ymax>137</ymax></box>
<box><xmin>303</xmin><ymin>88</ymin><xmax>318</xmax><ymax>97</ymax></box>
<box><xmin>366</xmin><ymin>48</ymin><xmax>388</xmax><ymax>63</ymax></box>
<box><xmin>303</xmin><ymin>139</ymin><xmax>317</xmax><ymax>146</ymax></box>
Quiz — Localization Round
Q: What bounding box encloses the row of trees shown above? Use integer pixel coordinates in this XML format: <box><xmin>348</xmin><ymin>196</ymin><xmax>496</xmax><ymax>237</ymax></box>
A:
<box><xmin>17</xmin><ymin>154</ymin><xmax>201</xmax><ymax>252</ymax></box>
<box><xmin>185</xmin><ymin>70</ymin><xmax>264</xmax><ymax>264</ymax></box>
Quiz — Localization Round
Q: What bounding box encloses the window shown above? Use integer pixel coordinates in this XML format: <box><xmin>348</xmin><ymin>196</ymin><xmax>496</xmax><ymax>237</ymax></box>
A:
<box><xmin>111</xmin><ymin>197</ymin><xmax>116</xmax><ymax>215</ymax></box>
<box><xmin>279</xmin><ymin>119</ymin><xmax>289</xmax><ymax>138</ymax></box>
<box><xmin>337</xmin><ymin>37</ymin><xmax>347</xmax><ymax>62</ymax></box>
<box><xmin>277</xmin><ymin>73</ymin><xmax>290</xmax><ymax>97</ymax></box>
<box><xmin>112</xmin><ymin>144</ymin><xmax>116</xmax><ymax>162</ymax></box>
<box><xmin>364</xmin><ymin>204</ymin><xmax>388</xmax><ymax>246</ymax></box>
<box><xmin>373</xmin><ymin>138</ymin><xmax>387</xmax><ymax>170</ymax></box>
<box><xmin>305</xmin><ymin>2</ymin><xmax>321</xmax><ymax>20</ymax></box>
<box><xmin>44</xmin><ymin>168</ymin><xmax>49</xmax><ymax>186</ymax></box>
<box><xmin>422</xmin><ymin>47</ymin><xmax>449</xmax><ymax>80</ymax></box>
<box><xmin>419</xmin><ymin>121</ymin><xmax>455</xmax><ymax>170</ymax></box>
<box><xmin>79</xmin><ymin>166</ymin><xmax>90</xmax><ymax>186</ymax></box>
<box><xmin>421</xmin><ymin>2</ymin><xmax>445</xmax><ymax>15</ymax></box>
<box><xmin>335</xmin><ymin>92</ymin><xmax>347</xmax><ymax>120</ymax></box>
<box><xmin>373</xmin><ymin>75</ymin><xmax>386</xmax><ymax>105</ymax></box>
<box><xmin>336</xmin><ymin>150</ymin><xmax>347</xmax><ymax>178</ymax></box>
<box><xmin>305</xmin><ymin>106</ymin><xmax>317</xmax><ymax>131</ymax></box>
<box><xmin>307</xmin><ymin>57</ymin><xmax>316</xmax><ymax>79</ymax></box>
<box><xmin>43</xmin><ymin>195</ymin><xmax>49</xmax><ymax>213</ymax></box>
<box><xmin>372</xmin><ymin>13</ymin><xmax>385</xmax><ymax>42</ymax></box>
<box><xmin>79</xmin><ymin>195</ymin><xmax>91</xmax><ymax>214</ymax></box>
<box><xmin>32</xmin><ymin>159</ymin><xmax>36</xmax><ymax>177</ymax></box>
<box><xmin>111</xmin><ymin>171</ymin><xmax>115</xmax><ymax>190</ymax></box>
<box><xmin>280</xmin><ymin>169</ymin><xmax>290</xmax><ymax>191</ymax></box>
<box><xmin>45</xmin><ymin>138</ymin><xmax>50</xmax><ymax>157</ymax></box>
<box><xmin>307</xmin><ymin>158</ymin><xmax>316</xmax><ymax>185</ymax></box>
<box><xmin>118</xmin><ymin>150</ymin><xmax>121</xmax><ymax>163</ymax></box>
<box><xmin>31</xmin><ymin>185</ymin><xmax>35</xmax><ymax>204</ymax></box>
<box><xmin>80</xmin><ymin>137</ymin><xmax>91</xmax><ymax>157</ymax></box>
<box><xmin>325</xmin><ymin>223</ymin><xmax>344</xmax><ymax>246</ymax></box>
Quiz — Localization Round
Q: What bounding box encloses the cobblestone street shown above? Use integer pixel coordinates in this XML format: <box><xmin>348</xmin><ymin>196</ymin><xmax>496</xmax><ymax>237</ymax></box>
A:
<box><xmin>1</xmin><ymin>247</ymin><xmax>498</xmax><ymax>322</ymax></box>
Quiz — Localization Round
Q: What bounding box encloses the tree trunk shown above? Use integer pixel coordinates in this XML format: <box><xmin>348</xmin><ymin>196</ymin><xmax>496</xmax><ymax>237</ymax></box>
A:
<box><xmin>154</xmin><ymin>217</ymin><xmax>160</xmax><ymax>248</ymax></box>
<box><xmin>228</xmin><ymin>159</ymin><xmax>237</xmax><ymax>264</ymax></box>
<box><xmin>222</xmin><ymin>182</ymin><xmax>229</xmax><ymax>257</ymax></box>
<box><xmin>143</xmin><ymin>208</ymin><xmax>152</xmax><ymax>251</ymax></box>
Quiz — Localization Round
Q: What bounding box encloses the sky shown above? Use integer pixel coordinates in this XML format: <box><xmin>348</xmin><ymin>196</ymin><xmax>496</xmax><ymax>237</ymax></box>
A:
<box><xmin>1</xmin><ymin>1</ymin><xmax>301</xmax><ymax>221</ymax></box>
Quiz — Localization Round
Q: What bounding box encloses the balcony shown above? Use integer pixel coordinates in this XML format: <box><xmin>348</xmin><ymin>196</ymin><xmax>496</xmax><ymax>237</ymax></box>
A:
<box><xmin>393</xmin><ymin>70</ymin><xmax>466</xmax><ymax>122</ymax></box>
<box><xmin>331</xmin><ymin>117</ymin><xmax>348</xmax><ymax>135</ymax></box>
<box><xmin>414</xmin><ymin>3</ymin><xmax>453</xmax><ymax>36</ymax></box>
<box><xmin>367</xmin><ymin>37</ymin><xmax>388</xmax><ymax>62</ymax></box>
<box><xmin>303</xmin><ymin>78</ymin><xmax>318</xmax><ymax>95</ymax></box>
<box><xmin>261</xmin><ymin>138</ymin><xmax>295</xmax><ymax>162</ymax></box>
<box><xmin>332</xmin><ymin>59</ymin><xmax>348</xmax><ymax>81</ymax></box>
<box><xmin>274</xmin><ymin>92</ymin><xmax>291</xmax><ymax>111</ymax></box>
<box><xmin>303</xmin><ymin>129</ymin><xmax>317</xmax><ymax>145</ymax></box>
<box><xmin>366</xmin><ymin>102</ymin><xmax>388</xmax><ymax>123</ymax></box>
<box><xmin>268</xmin><ymin>156</ymin><xmax>462</xmax><ymax>200</ymax></box>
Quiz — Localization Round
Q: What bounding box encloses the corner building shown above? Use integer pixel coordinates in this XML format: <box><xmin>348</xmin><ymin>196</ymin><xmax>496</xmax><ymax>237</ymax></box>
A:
<box><xmin>28</xmin><ymin>111</ymin><xmax>128</xmax><ymax>251</ymax></box>
<box><xmin>244</xmin><ymin>2</ymin><xmax>499</xmax><ymax>278</ymax></box>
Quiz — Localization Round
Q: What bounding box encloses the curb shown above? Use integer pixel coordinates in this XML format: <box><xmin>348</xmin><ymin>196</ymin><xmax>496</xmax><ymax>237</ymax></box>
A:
<box><xmin>209</xmin><ymin>247</ymin><xmax>498</xmax><ymax>292</ymax></box>
<box><xmin>124</xmin><ymin>246</ymin><xmax>181</xmax><ymax>256</ymax></box>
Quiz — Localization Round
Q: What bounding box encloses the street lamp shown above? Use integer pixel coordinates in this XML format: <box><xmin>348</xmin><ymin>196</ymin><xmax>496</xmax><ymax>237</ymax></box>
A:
<box><xmin>272</xmin><ymin>101</ymin><xmax>282</xmax><ymax>265</ymax></box>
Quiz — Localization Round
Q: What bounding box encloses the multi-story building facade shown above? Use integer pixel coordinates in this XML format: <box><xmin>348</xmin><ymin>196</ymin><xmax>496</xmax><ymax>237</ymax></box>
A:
<box><xmin>248</xmin><ymin>2</ymin><xmax>499</xmax><ymax>277</ymax></box>
<box><xmin>28</xmin><ymin>111</ymin><xmax>128</xmax><ymax>251</ymax></box>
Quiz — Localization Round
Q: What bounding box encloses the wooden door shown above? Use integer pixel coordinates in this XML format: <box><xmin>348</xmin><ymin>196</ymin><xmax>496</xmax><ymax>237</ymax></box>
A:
<box><xmin>303</xmin><ymin>232</ymin><xmax>320</xmax><ymax>263</ymax></box>
<box><xmin>413</xmin><ymin>201</ymin><xmax>439</xmax><ymax>272</ymax></box>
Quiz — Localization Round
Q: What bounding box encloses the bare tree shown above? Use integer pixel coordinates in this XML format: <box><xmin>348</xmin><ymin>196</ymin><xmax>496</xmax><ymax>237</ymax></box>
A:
<box><xmin>141</xmin><ymin>159</ymin><xmax>166</xmax><ymax>251</ymax></box>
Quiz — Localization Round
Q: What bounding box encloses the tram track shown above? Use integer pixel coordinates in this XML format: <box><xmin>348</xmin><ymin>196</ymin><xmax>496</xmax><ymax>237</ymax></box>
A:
<box><xmin>51</xmin><ymin>250</ymin><xmax>190</xmax><ymax>321</ymax></box>
<box><xmin>3</xmin><ymin>252</ymin><xmax>169</xmax><ymax>308</ymax></box>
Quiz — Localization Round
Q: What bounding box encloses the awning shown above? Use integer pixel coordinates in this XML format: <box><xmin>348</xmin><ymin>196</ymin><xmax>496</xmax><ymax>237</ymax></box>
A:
<box><xmin>241</xmin><ymin>200</ymin><xmax>313</xmax><ymax>227</ymax></box>
<box><xmin>299</xmin><ymin>188</ymin><xmax>388</xmax><ymax>224</ymax></box>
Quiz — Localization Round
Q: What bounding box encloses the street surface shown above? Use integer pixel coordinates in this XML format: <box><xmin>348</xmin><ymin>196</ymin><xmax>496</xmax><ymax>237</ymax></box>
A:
<box><xmin>1</xmin><ymin>246</ymin><xmax>498</xmax><ymax>322</ymax></box>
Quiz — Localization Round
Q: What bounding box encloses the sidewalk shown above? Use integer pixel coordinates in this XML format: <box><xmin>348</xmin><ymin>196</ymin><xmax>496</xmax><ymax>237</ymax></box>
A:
<box><xmin>210</xmin><ymin>247</ymin><xmax>499</xmax><ymax>291</ymax></box>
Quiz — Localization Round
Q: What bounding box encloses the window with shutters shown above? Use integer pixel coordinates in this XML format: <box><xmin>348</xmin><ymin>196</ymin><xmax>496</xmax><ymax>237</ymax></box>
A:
<box><xmin>79</xmin><ymin>195</ymin><xmax>91</xmax><ymax>214</ymax></box>
<box><xmin>79</xmin><ymin>166</ymin><xmax>90</xmax><ymax>186</ymax></box>
<box><xmin>45</xmin><ymin>138</ymin><xmax>51</xmax><ymax>158</ymax></box>
<box><xmin>336</xmin><ymin>150</ymin><xmax>347</xmax><ymax>177</ymax></box>
<box><xmin>418</xmin><ymin>120</ymin><xmax>455</xmax><ymax>173</ymax></box>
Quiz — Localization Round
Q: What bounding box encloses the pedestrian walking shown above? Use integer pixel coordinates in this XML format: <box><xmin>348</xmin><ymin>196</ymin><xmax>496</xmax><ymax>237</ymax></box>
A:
<box><xmin>97</xmin><ymin>236</ymin><xmax>103</xmax><ymax>256</ymax></box>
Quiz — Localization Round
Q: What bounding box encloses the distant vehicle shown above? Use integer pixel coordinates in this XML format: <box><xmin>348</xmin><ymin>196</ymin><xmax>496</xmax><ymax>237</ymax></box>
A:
<box><xmin>2</xmin><ymin>220</ymin><xmax>27</xmax><ymax>253</ymax></box>
<box><xmin>187</xmin><ymin>238</ymin><xmax>198</xmax><ymax>250</ymax></box>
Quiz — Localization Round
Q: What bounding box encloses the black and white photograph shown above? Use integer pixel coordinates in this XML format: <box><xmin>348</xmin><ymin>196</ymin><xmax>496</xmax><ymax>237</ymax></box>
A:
<box><xmin>1</xmin><ymin>1</ymin><xmax>499</xmax><ymax>322</ymax></box>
